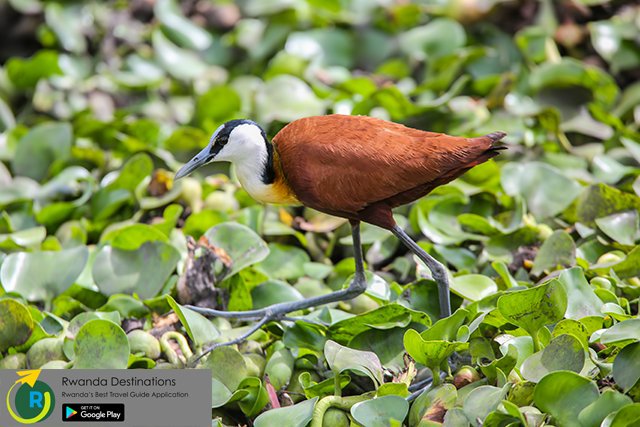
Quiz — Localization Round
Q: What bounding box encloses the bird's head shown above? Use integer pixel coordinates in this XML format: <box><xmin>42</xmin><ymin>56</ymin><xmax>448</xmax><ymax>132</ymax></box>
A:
<box><xmin>174</xmin><ymin>119</ymin><xmax>267</xmax><ymax>180</ymax></box>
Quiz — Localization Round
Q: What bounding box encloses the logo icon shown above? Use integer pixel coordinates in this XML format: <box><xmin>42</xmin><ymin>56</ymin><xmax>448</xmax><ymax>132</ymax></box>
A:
<box><xmin>5</xmin><ymin>370</ymin><xmax>55</xmax><ymax>424</ymax></box>
<box><xmin>65</xmin><ymin>406</ymin><xmax>78</xmax><ymax>419</ymax></box>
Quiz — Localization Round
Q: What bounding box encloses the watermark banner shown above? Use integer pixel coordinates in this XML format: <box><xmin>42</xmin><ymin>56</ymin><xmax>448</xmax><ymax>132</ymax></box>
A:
<box><xmin>0</xmin><ymin>369</ymin><xmax>211</xmax><ymax>427</ymax></box>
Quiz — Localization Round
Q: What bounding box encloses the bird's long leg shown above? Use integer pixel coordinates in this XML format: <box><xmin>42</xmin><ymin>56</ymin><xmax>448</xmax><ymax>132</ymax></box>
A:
<box><xmin>187</xmin><ymin>221</ymin><xmax>367</xmax><ymax>360</ymax></box>
<box><xmin>391</xmin><ymin>224</ymin><xmax>452</xmax><ymax>318</ymax></box>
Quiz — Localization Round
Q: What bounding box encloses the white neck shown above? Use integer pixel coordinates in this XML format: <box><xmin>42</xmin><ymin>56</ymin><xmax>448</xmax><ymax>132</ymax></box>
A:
<box><xmin>214</xmin><ymin>124</ymin><xmax>279</xmax><ymax>203</ymax></box>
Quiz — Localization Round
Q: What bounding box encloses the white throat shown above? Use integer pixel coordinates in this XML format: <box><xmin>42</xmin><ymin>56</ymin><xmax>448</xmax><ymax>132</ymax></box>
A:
<box><xmin>215</xmin><ymin>124</ymin><xmax>277</xmax><ymax>203</ymax></box>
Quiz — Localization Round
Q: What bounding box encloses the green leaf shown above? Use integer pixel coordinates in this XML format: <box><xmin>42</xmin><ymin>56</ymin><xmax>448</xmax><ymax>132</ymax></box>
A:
<box><xmin>578</xmin><ymin>390</ymin><xmax>633</xmax><ymax>427</ymax></box>
<box><xmin>166</xmin><ymin>296</ymin><xmax>219</xmax><ymax>348</ymax></box>
<box><xmin>399</xmin><ymin>18</ymin><xmax>466</xmax><ymax>60</ymax></box>
<box><xmin>204</xmin><ymin>222</ymin><xmax>269</xmax><ymax>279</ymax></box>
<box><xmin>253</xmin><ymin>397</ymin><xmax>318</xmax><ymax>427</ymax></box>
<box><xmin>521</xmin><ymin>334</ymin><xmax>585</xmax><ymax>382</ymax></box>
<box><xmin>0</xmin><ymin>299</ymin><xmax>34</xmax><ymax>352</ymax></box>
<box><xmin>556</xmin><ymin>268</ymin><xmax>604</xmax><ymax>320</ymax></box>
<box><xmin>73</xmin><ymin>319</ymin><xmax>130</xmax><ymax>368</ymax></box>
<box><xmin>604</xmin><ymin>404</ymin><xmax>640</xmax><ymax>427</ymax></box>
<box><xmin>329</xmin><ymin>303</ymin><xmax>431</xmax><ymax>343</ymax></box>
<box><xmin>12</xmin><ymin>122</ymin><xmax>72</xmax><ymax>181</ymax></box>
<box><xmin>1</xmin><ymin>246</ymin><xmax>88</xmax><ymax>300</ymax></box>
<box><xmin>265</xmin><ymin>344</ymin><xmax>295</xmax><ymax>390</ymax></box>
<box><xmin>595</xmin><ymin>210</ymin><xmax>640</xmax><ymax>246</ymax></box>
<box><xmin>408</xmin><ymin>384</ymin><xmax>457</xmax><ymax>427</ymax></box>
<box><xmin>351</xmin><ymin>395</ymin><xmax>409</xmax><ymax>427</ymax></box>
<box><xmin>152</xmin><ymin>29</ymin><xmax>207</xmax><ymax>80</ymax></box>
<box><xmin>100</xmin><ymin>224</ymin><xmax>169</xmax><ymax>250</ymax></box>
<box><xmin>462</xmin><ymin>385</ymin><xmax>509</xmax><ymax>426</ymax></box>
<box><xmin>533</xmin><ymin>371</ymin><xmax>599</xmax><ymax>427</ymax></box>
<box><xmin>451</xmin><ymin>274</ymin><xmax>498</xmax><ymax>301</ymax></box>
<box><xmin>251</xmin><ymin>280</ymin><xmax>304</xmax><ymax>309</ymax></box>
<box><xmin>6</xmin><ymin>50</ymin><xmax>61</xmax><ymax>89</ymax></box>
<box><xmin>497</xmin><ymin>280</ymin><xmax>567</xmax><ymax>349</ymax></box>
<box><xmin>324</xmin><ymin>340</ymin><xmax>384</xmax><ymax>387</ymax></box>
<box><xmin>568</xmin><ymin>183</ymin><xmax>640</xmax><ymax>227</ymax></box>
<box><xmin>600</xmin><ymin>318</ymin><xmax>640</xmax><ymax>346</ymax></box>
<box><xmin>612</xmin><ymin>342</ymin><xmax>640</xmax><ymax>392</ymax></box>
<box><xmin>403</xmin><ymin>329</ymin><xmax>458</xmax><ymax>377</ymax></box>
<box><xmin>92</xmin><ymin>242</ymin><xmax>180</xmax><ymax>299</ymax></box>
<box><xmin>531</xmin><ymin>230</ymin><xmax>576</xmax><ymax>275</ymax></box>
<box><xmin>257</xmin><ymin>243</ymin><xmax>310</xmax><ymax>280</ymax></box>
<box><xmin>255</xmin><ymin>75</ymin><xmax>325</xmax><ymax>124</ymax></box>
<box><xmin>501</xmin><ymin>162</ymin><xmax>582</xmax><ymax>219</ymax></box>
<box><xmin>154</xmin><ymin>0</ymin><xmax>212</xmax><ymax>50</ymax></box>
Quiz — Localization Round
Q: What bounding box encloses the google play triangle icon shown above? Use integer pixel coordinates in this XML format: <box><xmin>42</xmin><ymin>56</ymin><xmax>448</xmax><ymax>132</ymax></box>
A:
<box><xmin>65</xmin><ymin>406</ymin><xmax>78</xmax><ymax>419</ymax></box>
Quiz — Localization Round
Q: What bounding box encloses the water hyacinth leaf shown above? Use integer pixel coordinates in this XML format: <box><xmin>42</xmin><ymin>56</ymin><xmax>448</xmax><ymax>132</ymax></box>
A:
<box><xmin>600</xmin><ymin>318</ymin><xmax>640</xmax><ymax>346</ymax></box>
<box><xmin>152</xmin><ymin>29</ymin><xmax>207</xmax><ymax>80</ymax></box>
<box><xmin>166</xmin><ymin>296</ymin><xmax>219</xmax><ymax>348</ymax></box>
<box><xmin>351</xmin><ymin>395</ymin><xmax>409</xmax><ymax>427</ymax></box>
<box><xmin>595</xmin><ymin>210</ymin><xmax>640</xmax><ymax>246</ymax></box>
<box><xmin>253</xmin><ymin>397</ymin><xmax>318</xmax><ymax>427</ymax></box>
<box><xmin>109</xmin><ymin>153</ymin><xmax>154</xmax><ymax>191</ymax></box>
<box><xmin>556</xmin><ymin>267</ymin><xmax>604</xmax><ymax>319</ymax></box>
<box><xmin>5</xmin><ymin>50</ymin><xmax>61</xmax><ymax>89</ymax></box>
<box><xmin>521</xmin><ymin>334</ymin><xmax>585</xmax><ymax>383</ymax></box>
<box><xmin>497</xmin><ymin>280</ymin><xmax>567</xmax><ymax>350</ymax></box>
<box><xmin>612</xmin><ymin>342</ymin><xmax>640</xmax><ymax>392</ymax></box>
<box><xmin>92</xmin><ymin>241</ymin><xmax>180</xmax><ymax>299</ymax></box>
<box><xmin>0</xmin><ymin>299</ymin><xmax>34</xmax><ymax>352</ymax></box>
<box><xmin>578</xmin><ymin>390</ymin><xmax>633</xmax><ymax>427</ymax></box>
<box><xmin>298</xmin><ymin>372</ymin><xmax>351</xmax><ymax>399</ymax></box>
<box><xmin>255</xmin><ymin>75</ymin><xmax>325</xmax><ymax>124</ymax></box>
<box><xmin>451</xmin><ymin>274</ymin><xmax>498</xmax><ymax>301</ymax></box>
<box><xmin>569</xmin><ymin>183</ymin><xmax>640</xmax><ymax>226</ymax></box>
<box><xmin>264</xmin><ymin>345</ymin><xmax>295</xmax><ymax>390</ymax></box>
<box><xmin>501</xmin><ymin>162</ymin><xmax>581</xmax><ymax>219</ymax></box>
<box><xmin>462</xmin><ymin>385</ymin><xmax>509</xmax><ymax>425</ymax></box>
<box><xmin>408</xmin><ymin>384</ymin><xmax>457</xmax><ymax>427</ymax></box>
<box><xmin>251</xmin><ymin>280</ymin><xmax>304</xmax><ymax>309</ymax></box>
<box><xmin>73</xmin><ymin>319</ymin><xmax>130</xmax><ymax>369</ymax></box>
<box><xmin>100</xmin><ymin>224</ymin><xmax>169</xmax><ymax>251</ymax></box>
<box><xmin>203</xmin><ymin>222</ymin><xmax>269</xmax><ymax>278</ymax></box>
<box><xmin>328</xmin><ymin>303</ymin><xmax>431</xmax><ymax>343</ymax></box>
<box><xmin>398</xmin><ymin>18</ymin><xmax>466</xmax><ymax>60</ymax></box>
<box><xmin>324</xmin><ymin>340</ymin><xmax>384</xmax><ymax>387</ymax></box>
<box><xmin>349</xmin><ymin>327</ymin><xmax>406</xmax><ymax>373</ymax></box>
<box><xmin>154</xmin><ymin>0</ymin><xmax>212</xmax><ymax>50</ymax></box>
<box><xmin>205</xmin><ymin>346</ymin><xmax>249</xmax><ymax>406</ymax></box>
<box><xmin>533</xmin><ymin>371</ymin><xmax>599</xmax><ymax>427</ymax></box>
<box><xmin>256</xmin><ymin>243</ymin><xmax>310</xmax><ymax>280</ymax></box>
<box><xmin>45</xmin><ymin>3</ymin><xmax>87</xmax><ymax>53</ymax></box>
<box><xmin>403</xmin><ymin>329</ymin><xmax>457</xmax><ymax>378</ymax></box>
<box><xmin>0</xmin><ymin>227</ymin><xmax>46</xmax><ymax>250</ymax></box>
<box><xmin>1</xmin><ymin>246</ymin><xmax>88</xmax><ymax>300</ymax></box>
<box><xmin>603</xmin><ymin>404</ymin><xmax>640</xmax><ymax>426</ymax></box>
<box><xmin>236</xmin><ymin>377</ymin><xmax>269</xmax><ymax>417</ymax></box>
<box><xmin>530</xmin><ymin>230</ymin><xmax>576</xmax><ymax>276</ymax></box>
<box><xmin>12</xmin><ymin>122</ymin><xmax>72</xmax><ymax>181</ymax></box>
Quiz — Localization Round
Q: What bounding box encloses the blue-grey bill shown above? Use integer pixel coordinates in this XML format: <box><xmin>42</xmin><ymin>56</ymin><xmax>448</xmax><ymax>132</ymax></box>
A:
<box><xmin>174</xmin><ymin>146</ymin><xmax>210</xmax><ymax>180</ymax></box>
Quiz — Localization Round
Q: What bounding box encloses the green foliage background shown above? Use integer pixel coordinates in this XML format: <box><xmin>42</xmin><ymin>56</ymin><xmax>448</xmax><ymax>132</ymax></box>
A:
<box><xmin>1</xmin><ymin>0</ymin><xmax>640</xmax><ymax>425</ymax></box>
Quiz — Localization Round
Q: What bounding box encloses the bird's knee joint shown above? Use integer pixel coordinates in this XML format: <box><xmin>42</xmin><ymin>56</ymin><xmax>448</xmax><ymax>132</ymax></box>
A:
<box><xmin>347</xmin><ymin>275</ymin><xmax>367</xmax><ymax>296</ymax></box>
<box><xmin>430</xmin><ymin>264</ymin><xmax>448</xmax><ymax>282</ymax></box>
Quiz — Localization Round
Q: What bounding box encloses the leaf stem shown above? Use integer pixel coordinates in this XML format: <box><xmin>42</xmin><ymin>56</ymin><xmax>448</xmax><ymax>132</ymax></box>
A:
<box><xmin>310</xmin><ymin>392</ymin><xmax>374</xmax><ymax>427</ymax></box>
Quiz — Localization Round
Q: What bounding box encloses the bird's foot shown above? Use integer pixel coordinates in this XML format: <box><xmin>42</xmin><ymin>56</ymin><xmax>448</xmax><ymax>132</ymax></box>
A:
<box><xmin>186</xmin><ymin>276</ymin><xmax>368</xmax><ymax>364</ymax></box>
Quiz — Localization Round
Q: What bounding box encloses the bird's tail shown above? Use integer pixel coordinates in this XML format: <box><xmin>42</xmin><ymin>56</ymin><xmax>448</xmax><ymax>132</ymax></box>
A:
<box><xmin>466</xmin><ymin>131</ymin><xmax>507</xmax><ymax>166</ymax></box>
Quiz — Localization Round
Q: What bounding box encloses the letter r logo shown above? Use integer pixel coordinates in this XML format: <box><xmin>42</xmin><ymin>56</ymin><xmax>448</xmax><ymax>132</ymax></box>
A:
<box><xmin>29</xmin><ymin>391</ymin><xmax>43</xmax><ymax>408</ymax></box>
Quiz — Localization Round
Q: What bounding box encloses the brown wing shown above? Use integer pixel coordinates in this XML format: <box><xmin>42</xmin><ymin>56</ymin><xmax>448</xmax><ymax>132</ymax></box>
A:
<box><xmin>273</xmin><ymin>114</ymin><xmax>504</xmax><ymax>217</ymax></box>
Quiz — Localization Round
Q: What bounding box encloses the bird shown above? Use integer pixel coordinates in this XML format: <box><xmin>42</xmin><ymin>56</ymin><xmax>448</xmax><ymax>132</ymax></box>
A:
<box><xmin>175</xmin><ymin>114</ymin><xmax>506</xmax><ymax>324</ymax></box>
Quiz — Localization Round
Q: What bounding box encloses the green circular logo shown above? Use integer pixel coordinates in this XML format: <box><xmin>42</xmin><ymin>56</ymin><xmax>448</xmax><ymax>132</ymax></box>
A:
<box><xmin>12</xmin><ymin>380</ymin><xmax>55</xmax><ymax>422</ymax></box>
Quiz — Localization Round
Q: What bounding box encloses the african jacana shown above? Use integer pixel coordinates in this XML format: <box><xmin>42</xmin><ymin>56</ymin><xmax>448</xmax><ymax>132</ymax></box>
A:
<box><xmin>175</xmin><ymin>114</ymin><xmax>506</xmax><ymax>321</ymax></box>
